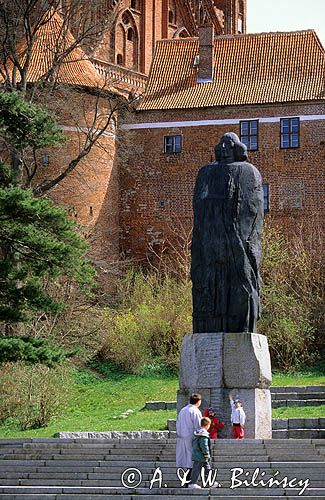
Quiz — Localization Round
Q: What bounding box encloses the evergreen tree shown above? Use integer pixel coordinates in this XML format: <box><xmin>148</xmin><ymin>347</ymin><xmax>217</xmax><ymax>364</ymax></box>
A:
<box><xmin>0</xmin><ymin>92</ymin><xmax>95</xmax><ymax>324</ymax></box>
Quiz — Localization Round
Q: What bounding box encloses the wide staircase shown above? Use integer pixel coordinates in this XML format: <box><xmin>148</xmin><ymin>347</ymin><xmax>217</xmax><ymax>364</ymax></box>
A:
<box><xmin>271</xmin><ymin>387</ymin><xmax>325</xmax><ymax>409</ymax></box>
<box><xmin>0</xmin><ymin>438</ymin><xmax>324</xmax><ymax>499</ymax></box>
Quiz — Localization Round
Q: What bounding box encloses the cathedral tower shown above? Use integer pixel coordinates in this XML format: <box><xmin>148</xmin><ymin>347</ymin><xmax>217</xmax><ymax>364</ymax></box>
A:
<box><xmin>89</xmin><ymin>0</ymin><xmax>247</xmax><ymax>75</ymax></box>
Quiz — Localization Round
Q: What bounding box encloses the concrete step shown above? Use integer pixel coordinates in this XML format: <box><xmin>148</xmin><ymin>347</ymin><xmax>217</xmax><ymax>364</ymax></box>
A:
<box><xmin>0</xmin><ymin>438</ymin><xmax>323</xmax><ymax>498</ymax></box>
<box><xmin>272</xmin><ymin>393</ymin><xmax>325</xmax><ymax>401</ymax></box>
<box><xmin>272</xmin><ymin>430</ymin><xmax>325</xmax><ymax>439</ymax></box>
<box><xmin>271</xmin><ymin>386</ymin><xmax>325</xmax><ymax>394</ymax></box>
<box><xmin>1</xmin><ymin>490</ymin><xmax>320</xmax><ymax>500</ymax></box>
<box><xmin>0</xmin><ymin>487</ymin><xmax>325</xmax><ymax>498</ymax></box>
<box><xmin>272</xmin><ymin>399</ymin><xmax>325</xmax><ymax>408</ymax></box>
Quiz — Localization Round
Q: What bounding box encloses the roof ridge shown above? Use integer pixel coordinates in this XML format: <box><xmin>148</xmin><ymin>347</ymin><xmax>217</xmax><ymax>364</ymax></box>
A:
<box><xmin>158</xmin><ymin>29</ymin><xmax>319</xmax><ymax>44</ymax></box>
<box><xmin>157</xmin><ymin>38</ymin><xmax>198</xmax><ymax>43</ymax></box>
<box><xmin>216</xmin><ymin>29</ymin><xmax>317</xmax><ymax>38</ymax></box>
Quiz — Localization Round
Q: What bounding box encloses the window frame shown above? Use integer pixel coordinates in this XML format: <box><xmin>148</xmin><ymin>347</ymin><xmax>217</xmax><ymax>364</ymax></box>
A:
<box><xmin>280</xmin><ymin>117</ymin><xmax>300</xmax><ymax>149</ymax></box>
<box><xmin>163</xmin><ymin>135</ymin><xmax>182</xmax><ymax>154</ymax></box>
<box><xmin>240</xmin><ymin>119</ymin><xmax>259</xmax><ymax>151</ymax></box>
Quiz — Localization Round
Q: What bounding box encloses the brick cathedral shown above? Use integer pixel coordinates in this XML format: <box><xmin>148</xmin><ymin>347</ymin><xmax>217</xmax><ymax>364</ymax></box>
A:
<box><xmin>2</xmin><ymin>1</ymin><xmax>324</xmax><ymax>276</ymax></box>
<box><xmin>92</xmin><ymin>0</ymin><xmax>246</xmax><ymax>74</ymax></box>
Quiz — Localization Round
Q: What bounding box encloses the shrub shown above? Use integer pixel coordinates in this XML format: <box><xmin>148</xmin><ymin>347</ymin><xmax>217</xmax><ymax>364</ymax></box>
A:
<box><xmin>99</xmin><ymin>270</ymin><xmax>191</xmax><ymax>373</ymax></box>
<box><xmin>0</xmin><ymin>362</ymin><xmax>71</xmax><ymax>429</ymax></box>
<box><xmin>100</xmin><ymin>309</ymin><xmax>151</xmax><ymax>373</ymax></box>
<box><xmin>259</xmin><ymin>221</ymin><xmax>320</xmax><ymax>371</ymax></box>
<box><xmin>98</xmin><ymin>217</ymin><xmax>323</xmax><ymax>374</ymax></box>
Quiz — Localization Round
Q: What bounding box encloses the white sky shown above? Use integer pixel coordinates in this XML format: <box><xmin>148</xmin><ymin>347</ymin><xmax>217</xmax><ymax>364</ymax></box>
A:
<box><xmin>247</xmin><ymin>0</ymin><xmax>325</xmax><ymax>46</ymax></box>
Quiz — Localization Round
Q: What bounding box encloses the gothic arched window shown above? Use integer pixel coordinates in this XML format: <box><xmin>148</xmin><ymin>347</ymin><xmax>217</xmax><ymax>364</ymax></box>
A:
<box><xmin>114</xmin><ymin>10</ymin><xmax>139</xmax><ymax>70</ymax></box>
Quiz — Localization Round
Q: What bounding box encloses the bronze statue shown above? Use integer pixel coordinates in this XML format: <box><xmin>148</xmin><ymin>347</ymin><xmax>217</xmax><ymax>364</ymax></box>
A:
<box><xmin>191</xmin><ymin>132</ymin><xmax>264</xmax><ymax>333</ymax></box>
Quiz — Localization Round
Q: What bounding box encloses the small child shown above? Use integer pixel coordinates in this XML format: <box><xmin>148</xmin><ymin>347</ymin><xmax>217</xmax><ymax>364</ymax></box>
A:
<box><xmin>229</xmin><ymin>393</ymin><xmax>246</xmax><ymax>439</ymax></box>
<box><xmin>203</xmin><ymin>407</ymin><xmax>225</xmax><ymax>439</ymax></box>
<box><xmin>189</xmin><ymin>417</ymin><xmax>221</xmax><ymax>489</ymax></box>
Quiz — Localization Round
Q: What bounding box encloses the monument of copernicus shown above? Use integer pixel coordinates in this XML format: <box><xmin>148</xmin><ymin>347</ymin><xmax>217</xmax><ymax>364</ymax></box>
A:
<box><xmin>177</xmin><ymin>133</ymin><xmax>273</xmax><ymax>438</ymax></box>
<box><xmin>191</xmin><ymin>132</ymin><xmax>263</xmax><ymax>334</ymax></box>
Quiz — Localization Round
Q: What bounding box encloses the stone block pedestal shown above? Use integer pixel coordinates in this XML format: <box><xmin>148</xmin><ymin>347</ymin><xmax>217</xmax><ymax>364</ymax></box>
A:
<box><xmin>177</xmin><ymin>332</ymin><xmax>272</xmax><ymax>439</ymax></box>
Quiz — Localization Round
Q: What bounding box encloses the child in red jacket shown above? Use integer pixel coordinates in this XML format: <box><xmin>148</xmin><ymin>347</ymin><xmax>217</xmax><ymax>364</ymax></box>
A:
<box><xmin>203</xmin><ymin>407</ymin><xmax>224</xmax><ymax>439</ymax></box>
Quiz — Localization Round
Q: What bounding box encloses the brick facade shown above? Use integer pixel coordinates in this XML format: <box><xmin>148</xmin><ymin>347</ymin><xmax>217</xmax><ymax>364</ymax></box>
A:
<box><xmin>33</xmin><ymin>89</ymin><xmax>120</xmax><ymax>274</ymax></box>
<box><xmin>119</xmin><ymin>102</ymin><xmax>325</xmax><ymax>260</ymax></box>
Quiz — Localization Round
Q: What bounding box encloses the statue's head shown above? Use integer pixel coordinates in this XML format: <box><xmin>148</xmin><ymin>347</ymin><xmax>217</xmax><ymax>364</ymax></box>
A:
<box><xmin>214</xmin><ymin>132</ymin><xmax>248</xmax><ymax>163</ymax></box>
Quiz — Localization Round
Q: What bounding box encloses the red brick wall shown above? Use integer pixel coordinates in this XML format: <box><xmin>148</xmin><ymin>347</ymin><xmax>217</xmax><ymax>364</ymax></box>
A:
<box><xmin>119</xmin><ymin>101</ymin><xmax>325</xmax><ymax>260</ymax></box>
<box><xmin>32</xmin><ymin>89</ymin><xmax>120</xmax><ymax>275</ymax></box>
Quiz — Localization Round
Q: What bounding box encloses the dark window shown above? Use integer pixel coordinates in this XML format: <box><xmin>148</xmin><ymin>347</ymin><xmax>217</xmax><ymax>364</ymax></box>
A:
<box><xmin>127</xmin><ymin>28</ymin><xmax>134</xmax><ymax>41</ymax></box>
<box><xmin>240</xmin><ymin>120</ymin><xmax>258</xmax><ymax>150</ymax></box>
<box><xmin>131</xmin><ymin>0</ymin><xmax>141</xmax><ymax>9</ymax></box>
<box><xmin>280</xmin><ymin>117</ymin><xmax>299</xmax><ymax>148</ymax></box>
<box><xmin>122</xmin><ymin>12</ymin><xmax>130</xmax><ymax>24</ymax></box>
<box><xmin>164</xmin><ymin>135</ymin><xmax>182</xmax><ymax>154</ymax></box>
<box><xmin>262</xmin><ymin>184</ymin><xmax>269</xmax><ymax>213</ymax></box>
<box><xmin>116</xmin><ymin>54</ymin><xmax>123</xmax><ymax>65</ymax></box>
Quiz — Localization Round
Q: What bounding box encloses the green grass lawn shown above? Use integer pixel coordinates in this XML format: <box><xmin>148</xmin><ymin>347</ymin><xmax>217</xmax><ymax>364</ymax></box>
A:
<box><xmin>0</xmin><ymin>366</ymin><xmax>178</xmax><ymax>439</ymax></box>
<box><xmin>273</xmin><ymin>405</ymin><xmax>325</xmax><ymax>419</ymax></box>
<box><xmin>0</xmin><ymin>363</ymin><xmax>324</xmax><ymax>438</ymax></box>
<box><xmin>272</xmin><ymin>370</ymin><xmax>325</xmax><ymax>387</ymax></box>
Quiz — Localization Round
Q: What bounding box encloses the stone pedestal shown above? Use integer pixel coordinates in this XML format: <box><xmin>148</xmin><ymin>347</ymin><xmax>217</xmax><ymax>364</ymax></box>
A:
<box><xmin>177</xmin><ymin>332</ymin><xmax>272</xmax><ymax>439</ymax></box>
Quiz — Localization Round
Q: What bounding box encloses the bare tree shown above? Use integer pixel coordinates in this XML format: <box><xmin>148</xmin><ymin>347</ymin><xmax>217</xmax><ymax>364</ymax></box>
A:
<box><xmin>147</xmin><ymin>217</ymin><xmax>193</xmax><ymax>280</ymax></box>
<box><xmin>0</xmin><ymin>0</ymin><xmax>132</xmax><ymax>194</ymax></box>
<box><xmin>0</xmin><ymin>0</ymin><xmax>113</xmax><ymax>92</ymax></box>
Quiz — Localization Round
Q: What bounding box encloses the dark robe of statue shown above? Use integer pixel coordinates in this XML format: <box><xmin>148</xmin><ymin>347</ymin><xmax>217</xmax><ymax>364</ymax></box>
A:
<box><xmin>191</xmin><ymin>132</ymin><xmax>264</xmax><ymax>334</ymax></box>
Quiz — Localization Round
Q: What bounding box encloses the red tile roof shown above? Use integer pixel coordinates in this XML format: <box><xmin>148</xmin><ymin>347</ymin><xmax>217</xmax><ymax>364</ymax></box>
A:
<box><xmin>1</xmin><ymin>9</ymin><xmax>103</xmax><ymax>89</ymax></box>
<box><xmin>139</xmin><ymin>30</ymin><xmax>325</xmax><ymax>110</ymax></box>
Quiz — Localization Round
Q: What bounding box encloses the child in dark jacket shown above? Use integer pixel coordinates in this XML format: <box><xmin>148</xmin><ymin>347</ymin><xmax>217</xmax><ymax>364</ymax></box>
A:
<box><xmin>203</xmin><ymin>407</ymin><xmax>224</xmax><ymax>439</ymax></box>
<box><xmin>189</xmin><ymin>417</ymin><xmax>220</xmax><ymax>489</ymax></box>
